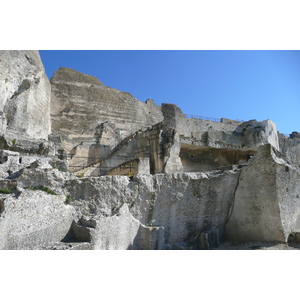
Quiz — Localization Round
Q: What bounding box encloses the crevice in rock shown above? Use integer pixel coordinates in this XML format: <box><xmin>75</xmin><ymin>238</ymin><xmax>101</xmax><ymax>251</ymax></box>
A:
<box><xmin>61</xmin><ymin>220</ymin><xmax>92</xmax><ymax>243</ymax></box>
<box><xmin>197</xmin><ymin>227</ymin><xmax>225</xmax><ymax>250</ymax></box>
<box><xmin>25</xmin><ymin>54</ymin><xmax>36</xmax><ymax>66</ymax></box>
<box><xmin>0</xmin><ymin>200</ymin><xmax>4</xmax><ymax>214</ymax></box>
<box><xmin>224</xmin><ymin>169</ymin><xmax>242</xmax><ymax>226</ymax></box>
<box><xmin>9</xmin><ymin>79</ymin><xmax>31</xmax><ymax>100</ymax></box>
<box><xmin>288</xmin><ymin>232</ymin><xmax>300</xmax><ymax>244</ymax></box>
<box><xmin>0</xmin><ymin>156</ymin><xmax>8</xmax><ymax>164</ymax></box>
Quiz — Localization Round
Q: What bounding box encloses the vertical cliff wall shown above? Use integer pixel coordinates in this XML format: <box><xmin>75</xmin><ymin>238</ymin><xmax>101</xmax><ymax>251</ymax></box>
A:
<box><xmin>0</xmin><ymin>51</ymin><xmax>51</xmax><ymax>141</ymax></box>
<box><xmin>50</xmin><ymin>67</ymin><xmax>163</xmax><ymax>160</ymax></box>
<box><xmin>225</xmin><ymin>144</ymin><xmax>300</xmax><ymax>243</ymax></box>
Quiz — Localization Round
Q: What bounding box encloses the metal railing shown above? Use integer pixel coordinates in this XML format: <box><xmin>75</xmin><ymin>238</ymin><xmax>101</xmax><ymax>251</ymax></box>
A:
<box><xmin>185</xmin><ymin>114</ymin><xmax>244</xmax><ymax>123</ymax></box>
<box><xmin>69</xmin><ymin>124</ymin><xmax>141</xmax><ymax>173</ymax></box>
<box><xmin>185</xmin><ymin>114</ymin><xmax>220</xmax><ymax>122</ymax></box>
<box><xmin>68</xmin><ymin>156</ymin><xmax>136</xmax><ymax>176</ymax></box>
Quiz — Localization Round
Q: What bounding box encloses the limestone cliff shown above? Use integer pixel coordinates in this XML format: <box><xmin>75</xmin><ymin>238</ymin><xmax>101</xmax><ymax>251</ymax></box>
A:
<box><xmin>225</xmin><ymin>144</ymin><xmax>300</xmax><ymax>243</ymax></box>
<box><xmin>0</xmin><ymin>51</ymin><xmax>51</xmax><ymax>141</ymax></box>
<box><xmin>2</xmin><ymin>51</ymin><xmax>300</xmax><ymax>250</ymax></box>
<box><xmin>0</xmin><ymin>158</ymin><xmax>240</xmax><ymax>250</ymax></box>
<box><xmin>50</xmin><ymin>67</ymin><xmax>163</xmax><ymax>163</ymax></box>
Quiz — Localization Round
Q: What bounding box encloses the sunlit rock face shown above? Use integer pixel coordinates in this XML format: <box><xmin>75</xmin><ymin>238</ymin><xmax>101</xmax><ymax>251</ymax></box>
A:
<box><xmin>2</xmin><ymin>51</ymin><xmax>300</xmax><ymax>250</ymax></box>
<box><xmin>0</xmin><ymin>51</ymin><xmax>51</xmax><ymax>141</ymax></box>
<box><xmin>50</xmin><ymin>67</ymin><xmax>163</xmax><ymax>164</ymax></box>
<box><xmin>225</xmin><ymin>144</ymin><xmax>300</xmax><ymax>244</ymax></box>
<box><xmin>0</xmin><ymin>189</ymin><xmax>75</xmax><ymax>250</ymax></box>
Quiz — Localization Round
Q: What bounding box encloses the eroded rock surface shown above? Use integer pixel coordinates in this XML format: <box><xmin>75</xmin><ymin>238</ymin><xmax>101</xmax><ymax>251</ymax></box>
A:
<box><xmin>2</xmin><ymin>51</ymin><xmax>300</xmax><ymax>250</ymax></box>
<box><xmin>50</xmin><ymin>67</ymin><xmax>163</xmax><ymax>164</ymax></box>
<box><xmin>0</xmin><ymin>155</ymin><xmax>240</xmax><ymax>250</ymax></box>
<box><xmin>0</xmin><ymin>189</ymin><xmax>75</xmax><ymax>250</ymax></box>
<box><xmin>225</xmin><ymin>144</ymin><xmax>300</xmax><ymax>243</ymax></box>
<box><xmin>0</xmin><ymin>51</ymin><xmax>51</xmax><ymax>141</ymax></box>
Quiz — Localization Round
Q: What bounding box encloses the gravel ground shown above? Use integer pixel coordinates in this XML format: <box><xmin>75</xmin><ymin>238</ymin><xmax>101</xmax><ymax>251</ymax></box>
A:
<box><xmin>213</xmin><ymin>241</ymin><xmax>300</xmax><ymax>250</ymax></box>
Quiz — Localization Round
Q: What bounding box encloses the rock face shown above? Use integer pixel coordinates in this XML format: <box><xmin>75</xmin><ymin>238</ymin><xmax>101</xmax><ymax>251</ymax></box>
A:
<box><xmin>225</xmin><ymin>144</ymin><xmax>300</xmax><ymax>243</ymax></box>
<box><xmin>2</xmin><ymin>51</ymin><xmax>300</xmax><ymax>250</ymax></box>
<box><xmin>0</xmin><ymin>189</ymin><xmax>75</xmax><ymax>250</ymax></box>
<box><xmin>89</xmin><ymin>204</ymin><xmax>165</xmax><ymax>250</ymax></box>
<box><xmin>50</xmin><ymin>67</ymin><xmax>163</xmax><ymax>165</ymax></box>
<box><xmin>0</xmin><ymin>51</ymin><xmax>51</xmax><ymax>141</ymax></box>
<box><xmin>0</xmin><ymin>153</ymin><xmax>240</xmax><ymax>250</ymax></box>
<box><xmin>61</xmin><ymin>170</ymin><xmax>240</xmax><ymax>249</ymax></box>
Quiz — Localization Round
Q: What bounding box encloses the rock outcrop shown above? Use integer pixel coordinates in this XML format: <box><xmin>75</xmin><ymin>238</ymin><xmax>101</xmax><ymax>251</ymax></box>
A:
<box><xmin>0</xmin><ymin>155</ymin><xmax>241</xmax><ymax>250</ymax></box>
<box><xmin>0</xmin><ymin>51</ymin><xmax>51</xmax><ymax>141</ymax></box>
<box><xmin>225</xmin><ymin>144</ymin><xmax>300</xmax><ymax>243</ymax></box>
<box><xmin>1</xmin><ymin>50</ymin><xmax>300</xmax><ymax>250</ymax></box>
<box><xmin>0</xmin><ymin>189</ymin><xmax>75</xmax><ymax>250</ymax></box>
<box><xmin>50</xmin><ymin>67</ymin><xmax>163</xmax><ymax>166</ymax></box>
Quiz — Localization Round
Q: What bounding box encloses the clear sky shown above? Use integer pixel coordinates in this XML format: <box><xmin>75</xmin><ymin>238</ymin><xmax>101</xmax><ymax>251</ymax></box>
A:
<box><xmin>40</xmin><ymin>50</ymin><xmax>300</xmax><ymax>135</ymax></box>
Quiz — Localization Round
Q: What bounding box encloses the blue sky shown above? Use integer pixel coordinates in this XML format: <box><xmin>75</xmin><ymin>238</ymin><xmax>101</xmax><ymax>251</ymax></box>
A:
<box><xmin>40</xmin><ymin>50</ymin><xmax>300</xmax><ymax>134</ymax></box>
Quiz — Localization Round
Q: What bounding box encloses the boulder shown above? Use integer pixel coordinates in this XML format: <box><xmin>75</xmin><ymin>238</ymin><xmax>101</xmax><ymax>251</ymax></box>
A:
<box><xmin>234</xmin><ymin>119</ymin><xmax>279</xmax><ymax>151</ymax></box>
<box><xmin>0</xmin><ymin>189</ymin><xmax>75</xmax><ymax>250</ymax></box>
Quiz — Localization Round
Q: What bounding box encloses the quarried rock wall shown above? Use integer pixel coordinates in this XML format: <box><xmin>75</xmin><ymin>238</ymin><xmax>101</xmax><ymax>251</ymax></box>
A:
<box><xmin>0</xmin><ymin>189</ymin><xmax>75</xmax><ymax>250</ymax></box>
<box><xmin>225</xmin><ymin>144</ymin><xmax>300</xmax><ymax>243</ymax></box>
<box><xmin>64</xmin><ymin>170</ymin><xmax>240</xmax><ymax>249</ymax></box>
<box><xmin>50</xmin><ymin>68</ymin><xmax>163</xmax><ymax>164</ymax></box>
<box><xmin>0</xmin><ymin>50</ymin><xmax>51</xmax><ymax>141</ymax></box>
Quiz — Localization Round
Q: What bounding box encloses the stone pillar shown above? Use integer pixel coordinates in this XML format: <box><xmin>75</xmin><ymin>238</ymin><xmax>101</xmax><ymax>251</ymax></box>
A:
<box><xmin>164</xmin><ymin>130</ymin><xmax>183</xmax><ymax>173</ymax></box>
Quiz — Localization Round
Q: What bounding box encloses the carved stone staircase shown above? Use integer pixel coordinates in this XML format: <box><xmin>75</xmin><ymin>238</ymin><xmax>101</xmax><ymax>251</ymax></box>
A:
<box><xmin>73</xmin><ymin>125</ymin><xmax>141</xmax><ymax>176</ymax></box>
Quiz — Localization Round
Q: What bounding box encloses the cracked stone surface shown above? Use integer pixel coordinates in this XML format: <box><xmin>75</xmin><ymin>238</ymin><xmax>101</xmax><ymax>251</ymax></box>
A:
<box><xmin>0</xmin><ymin>50</ymin><xmax>51</xmax><ymax>141</ymax></box>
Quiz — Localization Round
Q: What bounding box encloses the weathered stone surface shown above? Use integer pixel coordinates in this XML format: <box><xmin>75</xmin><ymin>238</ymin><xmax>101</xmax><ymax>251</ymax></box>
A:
<box><xmin>0</xmin><ymin>190</ymin><xmax>75</xmax><ymax>250</ymax></box>
<box><xmin>2</xmin><ymin>142</ymin><xmax>300</xmax><ymax>249</ymax></box>
<box><xmin>0</xmin><ymin>150</ymin><xmax>20</xmax><ymax>178</ymax></box>
<box><xmin>233</xmin><ymin>119</ymin><xmax>279</xmax><ymax>151</ymax></box>
<box><xmin>64</xmin><ymin>170</ymin><xmax>240</xmax><ymax>248</ymax></box>
<box><xmin>0</xmin><ymin>151</ymin><xmax>70</xmax><ymax>181</ymax></box>
<box><xmin>225</xmin><ymin>144</ymin><xmax>300</xmax><ymax>243</ymax></box>
<box><xmin>163</xmin><ymin>130</ymin><xmax>183</xmax><ymax>173</ymax></box>
<box><xmin>77</xmin><ymin>122</ymin><xmax>164</xmax><ymax>176</ymax></box>
<box><xmin>2</xmin><ymin>51</ymin><xmax>300</xmax><ymax>250</ymax></box>
<box><xmin>16</xmin><ymin>160</ymin><xmax>77</xmax><ymax>196</ymax></box>
<box><xmin>50</xmin><ymin>67</ymin><xmax>163</xmax><ymax>166</ymax></box>
<box><xmin>276</xmin><ymin>162</ymin><xmax>300</xmax><ymax>241</ymax></box>
<box><xmin>148</xmin><ymin>171</ymin><xmax>239</xmax><ymax>247</ymax></box>
<box><xmin>161</xmin><ymin>103</ymin><xmax>239</xmax><ymax>138</ymax></box>
<box><xmin>198</xmin><ymin>227</ymin><xmax>225</xmax><ymax>250</ymax></box>
<box><xmin>0</xmin><ymin>51</ymin><xmax>51</xmax><ymax>140</ymax></box>
<box><xmin>279</xmin><ymin>132</ymin><xmax>300</xmax><ymax>168</ymax></box>
<box><xmin>79</xmin><ymin>103</ymin><xmax>279</xmax><ymax>177</ymax></box>
<box><xmin>137</xmin><ymin>157</ymin><xmax>150</xmax><ymax>175</ymax></box>
<box><xmin>91</xmin><ymin>203</ymin><xmax>164</xmax><ymax>250</ymax></box>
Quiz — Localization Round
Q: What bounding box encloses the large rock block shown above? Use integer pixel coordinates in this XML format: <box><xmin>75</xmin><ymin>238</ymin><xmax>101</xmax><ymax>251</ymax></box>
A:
<box><xmin>90</xmin><ymin>204</ymin><xmax>164</xmax><ymax>250</ymax></box>
<box><xmin>225</xmin><ymin>144</ymin><xmax>300</xmax><ymax>243</ymax></box>
<box><xmin>0</xmin><ymin>51</ymin><xmax>51</xmax><ymax>140</ymax></box>
<box><xmin>0</xmin><ymin>190</ymin><xmax>75</xmax><ymax>250</ymax></box>
<box><xmin>234</xmin><ymin>119</ymin><xmax>279</xmax><ymax>151</ymax></box>
<box><xmin>64</xmin><ymin>170</ymin><xmax>240</xmax><ymax>249</ymax></box>
<box><xmin>149</xmin><ymin>171</ymin><xmax>239</xmax><ymax>247</ymax></box>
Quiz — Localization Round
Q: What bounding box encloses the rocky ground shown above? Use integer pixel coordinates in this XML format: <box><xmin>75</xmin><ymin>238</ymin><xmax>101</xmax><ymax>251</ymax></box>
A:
<box><xmin>40</xmin><ymin>241</ymin><xmax>300</xmax><ymax>250</ymax></box>
<box><xmin>213</xmin><ymin>241</ymin><xmax>300</xmax><ymax>250</ymax></box>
